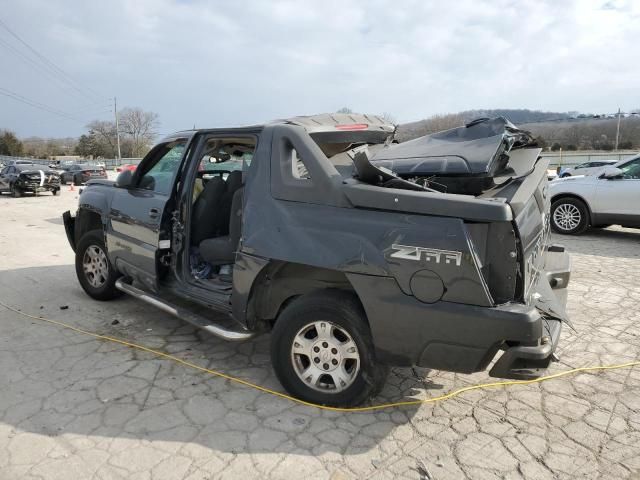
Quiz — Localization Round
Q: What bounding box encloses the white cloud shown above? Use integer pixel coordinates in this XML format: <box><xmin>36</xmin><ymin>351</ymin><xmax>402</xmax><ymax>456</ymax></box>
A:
<box><xmin>1</xmin><ymin>0</ymin><xmax>639</xmax><ymax>136</ymax></box>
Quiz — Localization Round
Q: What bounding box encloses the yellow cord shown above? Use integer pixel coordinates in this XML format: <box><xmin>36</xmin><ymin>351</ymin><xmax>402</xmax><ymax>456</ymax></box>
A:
<box><xmin>1</xmin><ymin>300</ymin><xmax>638</xmax><ymax>413</ymax></box>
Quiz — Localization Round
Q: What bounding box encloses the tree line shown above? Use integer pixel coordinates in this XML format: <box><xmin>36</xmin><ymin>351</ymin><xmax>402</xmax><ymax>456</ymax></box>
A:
<box><xmin>396</xmin><ymin>109</ymin><xmax>640</xmax><ymax>150</ymax></box>
<box><xmin>0</xmin><ymin>107</ymin><xmax>159</xmax><ymax>159</ymax></box>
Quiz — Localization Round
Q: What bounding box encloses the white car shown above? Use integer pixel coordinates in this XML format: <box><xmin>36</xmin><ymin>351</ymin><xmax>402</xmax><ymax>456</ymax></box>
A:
<box><xmin>549</xmin><ymin>155</ymin><xmax>640</xmax><ymax>234</ymax></box>
<box><xmin>559</xmin><ymin>159</ymin><xmax>618</xmax><ymax>178</ymax></box>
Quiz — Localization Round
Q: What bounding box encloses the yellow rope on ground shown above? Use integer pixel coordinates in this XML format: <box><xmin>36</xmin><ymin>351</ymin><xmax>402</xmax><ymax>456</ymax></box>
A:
<box><xmin>1</xmin><ymin>300</ymin><xmax>638</xmax><ymax>413</ymax></box>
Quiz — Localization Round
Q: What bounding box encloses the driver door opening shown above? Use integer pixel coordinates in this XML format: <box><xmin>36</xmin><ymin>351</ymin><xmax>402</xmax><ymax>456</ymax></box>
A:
<box><xmin>185</xmin><ymin>135</ymin><xmax>255</xmax><ymax>286</ymax></box>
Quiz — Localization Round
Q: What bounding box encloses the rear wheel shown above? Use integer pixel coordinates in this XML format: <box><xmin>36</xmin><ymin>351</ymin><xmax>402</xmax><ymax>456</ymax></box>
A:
<box><xmin>75</xmin><ymin>229</ymin><xmax>122</xmax><ymax>300</ymax></box>
<box><xmin>551</xmin><ymin>197</ymin><xmax>589</xmax><ymax>235</ymax></box>
<box><xmin>74</xmin><ymin>173</ymin><xmax>83</xmax><ymax>186</ymax></box>
<box><xmin>271</xmin><ymin>290</ymin><xmax>387</xmax><ymax>407</ymax></box>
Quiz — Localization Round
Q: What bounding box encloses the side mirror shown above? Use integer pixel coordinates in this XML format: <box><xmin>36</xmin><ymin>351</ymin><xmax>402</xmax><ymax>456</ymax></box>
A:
<box><xmin>115</xmin><ymin>170</ymin><xmax>134</xmax><ymax>188</ymax></box>
<box><xmin>600</xmin><ymin>166</ymin><xmax>624</xmax><ymax>179</ymax></box>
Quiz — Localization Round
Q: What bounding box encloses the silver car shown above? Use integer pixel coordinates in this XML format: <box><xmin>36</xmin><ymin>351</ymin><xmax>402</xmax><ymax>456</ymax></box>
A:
<box><xmin>549</xmin><ymin>155</ymin><xmax>640</xmax><ymax>234</ymax></box>
<box><xmin>559</xmin><ymin>159</ymin><xmax>618</xmax><ymax>178</ymax></box>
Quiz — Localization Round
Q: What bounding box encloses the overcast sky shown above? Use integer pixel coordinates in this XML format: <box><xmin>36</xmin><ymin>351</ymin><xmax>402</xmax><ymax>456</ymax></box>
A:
<box><xmin>1</xmin><ymin>0</ymin><xmax>639</xmax><ymax>138</ymax></box>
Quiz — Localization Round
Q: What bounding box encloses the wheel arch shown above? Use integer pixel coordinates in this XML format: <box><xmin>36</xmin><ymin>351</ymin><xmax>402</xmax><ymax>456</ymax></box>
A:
<box><xmin>74</xmin><ymin>208</ymin><xmax>104</xmax><ymax>246</ymax></box>
<box><xmin>550</xmin><ymin>193</ymin><xmax>593</xmax><ymax>224</ymax></box>
<box><xmin>243</xmin><ymin>260</ymin><xmax>366</xmax><ymax>330</ymax></box>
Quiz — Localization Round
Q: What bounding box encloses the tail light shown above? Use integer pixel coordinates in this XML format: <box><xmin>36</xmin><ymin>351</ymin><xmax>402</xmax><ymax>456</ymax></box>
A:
<box><xmin>335</xmin><ymin>124</ymin><xmax>368</xmax><ymax>131</ymax></box>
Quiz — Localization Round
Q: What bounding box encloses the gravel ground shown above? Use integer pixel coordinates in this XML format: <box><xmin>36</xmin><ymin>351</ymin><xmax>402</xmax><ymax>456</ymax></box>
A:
<box><xmin>1</xmin><ymin>186</ymin><xmax>639</xmax><ymax>480</ymax></box>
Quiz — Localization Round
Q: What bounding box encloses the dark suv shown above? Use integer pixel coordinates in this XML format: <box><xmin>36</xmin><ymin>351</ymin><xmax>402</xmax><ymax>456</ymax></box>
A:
<box><xmin>63</xmin><ymin>114</ymin><xmax>571</xmax><ymax>406</ymax></box>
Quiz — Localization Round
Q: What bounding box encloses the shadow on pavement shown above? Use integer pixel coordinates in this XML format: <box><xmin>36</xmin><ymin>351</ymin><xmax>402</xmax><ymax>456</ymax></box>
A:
<box><xmin>0</xmin><ymin>265</ymin><xmax>430</xmax><ymax>455</ymax></box>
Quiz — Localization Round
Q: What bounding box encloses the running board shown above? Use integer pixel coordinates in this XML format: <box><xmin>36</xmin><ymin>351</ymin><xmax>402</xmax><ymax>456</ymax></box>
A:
<box><xmin>115</xmin><ymin>278</ymin><xmax>256</xmax><ymax>341</ymax></box>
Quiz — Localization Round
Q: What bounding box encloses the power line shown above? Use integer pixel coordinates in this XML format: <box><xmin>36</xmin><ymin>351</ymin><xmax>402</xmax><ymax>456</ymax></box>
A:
<box><xmin>0</xmin><ymin>35</ymin><xmax>106</xmax><ymax>108</ymax></box>
<box><xmin>0</xmin><ymin>16</ymin><xmax>106</xmax><ymax>103</ymax></box>
<box><xmin>0</xmin><ymin>87</ymin><xmax>83</xmax><ymax>122</ymax></box>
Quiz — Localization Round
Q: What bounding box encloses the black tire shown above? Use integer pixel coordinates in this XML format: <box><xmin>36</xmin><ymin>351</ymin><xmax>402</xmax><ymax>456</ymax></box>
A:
<box><xmin>60</xmin><ymin>176</ymin><xmax>66</xmax><ymax>185</ymax></box>
<box><xmin>551</xmin><ymin>197</ymin><xmax>589</xmax><ymax>235</ymax></box>
<box><xmin>74</xmin><ymin>174</ymin><xmax>83</xmax><ymax>186</ymax></box>
<box><xmin>270</xmin><ymin>290</ymin><xmax>387</xmax><ymax>407</ymax></box>
<box><xmin>75</xmin><ymin>229</ymin><xmax>122</xmax><ymax>301</ymax></box>
<box><xmin>52</xmin><ymin>189</ymin><xmax>59</xmax><ymax>196</ymax></box>
<box><xmin>11</xmin><ymin>184</ymin><xmax>21</xmax><ymax>198</ymax></box>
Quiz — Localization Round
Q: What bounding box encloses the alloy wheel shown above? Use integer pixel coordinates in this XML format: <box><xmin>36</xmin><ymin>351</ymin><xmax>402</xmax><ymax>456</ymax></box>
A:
<box><xmin>290</xmin><ymin>321</ymin><xmax>360</xmax><ymax>393</ymax></box>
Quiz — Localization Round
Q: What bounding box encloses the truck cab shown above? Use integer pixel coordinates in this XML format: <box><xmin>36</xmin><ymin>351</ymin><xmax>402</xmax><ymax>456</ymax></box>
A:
<box><xmin>63</xmin><ymin>114</ymin><xmax>571</xmax><ymax>407</ymax></box>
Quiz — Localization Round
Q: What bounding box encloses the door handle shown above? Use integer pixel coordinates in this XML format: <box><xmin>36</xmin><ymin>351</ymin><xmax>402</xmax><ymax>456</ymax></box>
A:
<box><xmin>148</xmin><ymin>208</ymin><xmax>160</xmax><ymax>218</ymax></box>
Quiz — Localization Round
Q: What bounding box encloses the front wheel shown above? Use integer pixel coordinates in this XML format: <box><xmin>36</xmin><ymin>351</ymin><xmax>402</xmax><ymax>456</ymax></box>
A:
<box><xmin>75</xmin><ymin>229</ymin><xmax>122</xmax><ymax>300</ymax></box>
<box><xmin>74</xmin><ymin>174</ymin><xmax>83</xmax><ymax>186</ymax></box>
<box><xmin>551</xmin><ymin>197</ymin><xmax>589</xmax><ymax>234</ymax></box>
<box><xmin>270</xmin><ymin>290</ymin><xmax>387</xmax><ymax>407</ymax></box>
<box><xmin>11</xmin><ymin>184</ymin><xmax>22</xmax><ymax>198</ymax></box>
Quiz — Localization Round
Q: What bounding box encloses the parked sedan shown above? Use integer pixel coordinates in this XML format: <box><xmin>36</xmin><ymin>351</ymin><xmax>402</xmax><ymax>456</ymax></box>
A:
<box><xmin>0</xmin><ymin>164</ymin><xmax>61</xmax><ymax>197</ymax></box>
<box><xmin>60</xmin><ymin>163</ymin><xmax>107</xmax><ymax>185</ymax></box>
<box><xmin>559</xmin><ymin>159</ymin><xmax>618</xmax><ymax>178</ymax></box>
<box><xmin>549</xmin><ymin>155</ymin><xmax>640</xmax><ymax>234</ymax></box>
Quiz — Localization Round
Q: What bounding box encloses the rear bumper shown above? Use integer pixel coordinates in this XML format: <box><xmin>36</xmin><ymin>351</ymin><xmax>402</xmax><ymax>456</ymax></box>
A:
<box><xmin>490</xmin><ymin>244</ymin><xmax>570</xmax><ymax>379</ymax></box>
<box><xmin>346</xmin><ymin>244</ymin><xmax>571</xmax><ymax>379</ymax></box>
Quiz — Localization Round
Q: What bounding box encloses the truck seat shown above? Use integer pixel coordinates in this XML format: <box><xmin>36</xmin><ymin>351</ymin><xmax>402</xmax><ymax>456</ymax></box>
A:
<box><xmin>199</xmin><ymin>187</ymin><xmax>243</xmax><ymax>266</ymax></box>
<box><xmin>191</xmin><ymin>176</ymin><xmax>225</xmax><ymax>245</ymax></box>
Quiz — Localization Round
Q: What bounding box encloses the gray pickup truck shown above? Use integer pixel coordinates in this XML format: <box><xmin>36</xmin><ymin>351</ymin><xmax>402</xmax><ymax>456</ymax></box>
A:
<box><xmin>63</xmin><ymin>114</ymin><xmax>571</xmax><ymax>406</ymax></box>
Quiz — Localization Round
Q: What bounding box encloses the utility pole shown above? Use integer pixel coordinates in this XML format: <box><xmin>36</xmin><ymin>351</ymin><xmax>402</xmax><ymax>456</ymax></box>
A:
<box><xmin>114</xmin><ymin>97</ymin><xmax>122</xmax><ymax>162</ymax></box>
<box><xmin>615</xmin><ymin>107</ymin><xmax>621</xmax><ymax>151</ymax></box>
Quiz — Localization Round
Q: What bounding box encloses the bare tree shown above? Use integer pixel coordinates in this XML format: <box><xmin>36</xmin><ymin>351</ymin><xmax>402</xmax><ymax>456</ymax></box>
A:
<box><xmin>87</xmin><ymin>120</ymin><xmax>118</xmax><ymax>158</ymax></box>
<box><xmin>118</xmin><ymin>108</ymin><xmax>160</xmax><ymax>158</ymax></box>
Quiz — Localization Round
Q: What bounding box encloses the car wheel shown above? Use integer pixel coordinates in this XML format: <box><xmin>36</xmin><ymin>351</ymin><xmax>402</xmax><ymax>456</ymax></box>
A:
<box><xmin>11</xmin><ymin>184</ymin><xmax>22</xmax><ymax>198</ymax></box>
<box><xmin>74</xmin><ymin>174</ymin><xmax>83</xmax><ymax>186</ymax></box>
<box><xmin>60</xmin><ymin>176</ymin><xmax>66</xmax><ymax>185</ymax></box>
<box><xmin>270</xmin><ymin>290</ymin><xmax>388</xmax><ymax>407</ymax></box>
<box><xmin>551</xmin><ymin>197</ymin><xmax>589</xmax><ymax>235</ymax></box>
<box><xmin>75</xmin><ymin>229</ymin><xmax>123</xmax><ymax>301</ymax></box>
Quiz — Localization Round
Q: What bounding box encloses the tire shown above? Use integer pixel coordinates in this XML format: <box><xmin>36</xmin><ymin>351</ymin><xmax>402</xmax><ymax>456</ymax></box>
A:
<box><xmin>551</xmin><ymin>197</ymin><xmax>589</xmax><ymax>235</ymax></box>
<box><xmin>11</xmin><ymin>184</ymin><xmax>22</xmax><ymax>198</ymax></box>
<box><xmin>75</xmin><ymin>229</ymin><xmax>122</xmax><ymax>301</ymax></box>
<box><xmin>74</xmin><ymin>174</ymin><xmax>83</xmax><ymax>186</ymax></box>
<box><xmin>52</xmin><ymin>189</ymin><xmax>59</xmax><ymax>196</ymax></box>
<box><xmin>270</xmin><ymin>290</ymin><xmax>388</xmax><ymax>407</ymax></box>
<box><xmin>60</xmin><ymin>175</ymin><xmax>67</xmax><ymax>185</ymax></box>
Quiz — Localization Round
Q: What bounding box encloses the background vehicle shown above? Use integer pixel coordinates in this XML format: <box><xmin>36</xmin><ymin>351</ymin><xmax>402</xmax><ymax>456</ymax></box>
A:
<box><xmin>116</xmin><ymin>163</ymin><xmax>137</xmax><ymax>173</ymax></box>
<box><xmin>2</xmin><ymin>159</ymin><xmax>35</xmax><ymax>168</ymax></box>
<box><xmin>559</xmin><ymin>159</ymin><xmax>618</xmax><ymax>177</ymax></box>
<box><xmin>549</xmin><ymin>155</ymin><xmax>640</xmax><ymax>234</ymax></box>
<box><xmin>63</xmin><ymin>114</ymin><xmax>570</xmax><ymax>406</ymax></box>
<box><xmin>60</xmin><ymin>163</ymin><xmax>107</xmax><ymax>185</ymax></box>
<box><xmin>0</xmin><ymin>164</ymin><xmax>60</xmax><ymax>196</ymax></box>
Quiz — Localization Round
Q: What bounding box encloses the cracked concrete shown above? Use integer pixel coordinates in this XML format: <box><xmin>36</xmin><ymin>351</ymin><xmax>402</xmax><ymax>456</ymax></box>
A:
<box><xmin>1</xmin><ymin>188</ymin><xmax>639</xmax><ymax>479</ymax></box>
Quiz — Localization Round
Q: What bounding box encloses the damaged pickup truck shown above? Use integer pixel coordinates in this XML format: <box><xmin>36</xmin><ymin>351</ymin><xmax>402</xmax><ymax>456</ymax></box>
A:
<box><xmin>62</xmin><ymin>114</ymin><xmax>571</xmax><ymax>406</ymax></box>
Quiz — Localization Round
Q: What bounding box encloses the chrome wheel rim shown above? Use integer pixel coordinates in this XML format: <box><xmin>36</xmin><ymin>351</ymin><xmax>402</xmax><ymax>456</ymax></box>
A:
<box><xmin>291</xmin><ymin>321</ymin><xmax>360</xmax><ymax>393</ymax></box>
<box><xmin>83</xmin><ymin>245</ymin><xmax>109</xmax><ymax>288</ymax></box>
<box><xmin>553</xmin><ymin>203</ymin><xmax>581</xmax><ymax>231</ymax></box>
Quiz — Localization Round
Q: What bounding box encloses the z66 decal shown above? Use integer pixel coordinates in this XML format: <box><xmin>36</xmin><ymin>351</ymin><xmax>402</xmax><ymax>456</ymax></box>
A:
<box><xmin>390</xmin><ymin>244</ymin><xmax>463</xmax><ymax>266</ymax></box>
